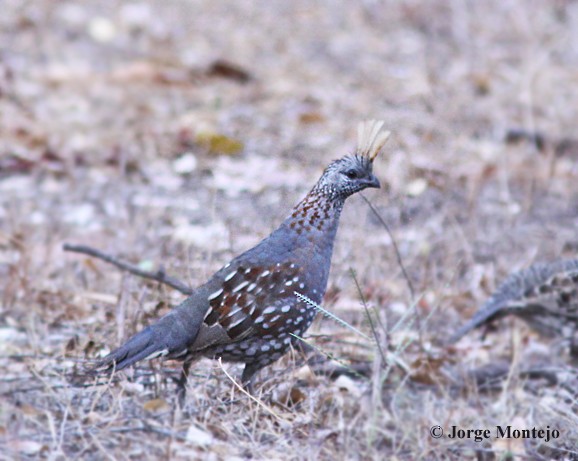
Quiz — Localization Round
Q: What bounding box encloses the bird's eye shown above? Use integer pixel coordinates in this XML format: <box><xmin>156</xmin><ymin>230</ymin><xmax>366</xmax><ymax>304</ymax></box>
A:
<box><xmin>345</xmin><ymin>169</ymin><xmax>358</xmax><ymax>179</ymax></box>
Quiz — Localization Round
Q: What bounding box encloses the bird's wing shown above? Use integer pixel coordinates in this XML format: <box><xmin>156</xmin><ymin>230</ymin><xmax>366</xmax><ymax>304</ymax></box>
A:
<box><xmin>189</xmin><ymin>261</ymin><xmax>305</xmax><ymax>352</ymax></box>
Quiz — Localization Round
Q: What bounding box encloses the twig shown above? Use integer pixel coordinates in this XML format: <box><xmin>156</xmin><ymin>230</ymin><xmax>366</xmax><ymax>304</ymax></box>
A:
<box><xmin>63</xmin><ymin>243</ymin><xmax>193</xmax><ymax>295</ymax></box>
<box><xmin>349</xmin><ymin>269</ymin><xmax>388</xmax><ymax>368</ymax></box>
<box><xmin>289</xmin><ymin>333</ymin><xmax>369</xmax><ymax>381</ymax></box>
<box><xmin>360</xmin><ymin>194</ymin><xmax>425</xmax><ymax>347</ymax></box>
<box><xmin>360</xmin><ymin>193</ymin><xmax>415</xmax><ymax>299</ymax></box>
<box><xmin>109</xmin><ymin>424</ymin><xmax>188</xmax><ymax>441</ymax></box>
<box><xmin>216</xmin><ymin>358</ymin><xmax>289</xmax><ymax>424</ymax></box>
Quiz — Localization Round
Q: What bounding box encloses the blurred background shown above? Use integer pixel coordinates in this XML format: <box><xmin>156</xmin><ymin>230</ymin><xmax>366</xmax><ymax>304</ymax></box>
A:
<box><xmin>1</xmin><ymin>1</ymin><xmax>578</xmax><ymax>459</ymax></box>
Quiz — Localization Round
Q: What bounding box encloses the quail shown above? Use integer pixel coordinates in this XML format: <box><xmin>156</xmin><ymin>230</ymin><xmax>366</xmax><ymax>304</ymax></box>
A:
<box><xmin>450</xmin><ymin>259</ymin><xmax>578</xmax><ymax>343</ymax></box>
<box><xmin>92</xmin><ymin>120</ymin><xmax>391</xmax><ymax>398</ymax></box>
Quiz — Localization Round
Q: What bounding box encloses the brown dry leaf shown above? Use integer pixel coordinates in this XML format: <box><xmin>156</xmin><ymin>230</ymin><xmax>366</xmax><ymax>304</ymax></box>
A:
<box><xmin>142</xmin><ymin>398</ymin><xmax>169</xmax><ymax>412</ymax></box>
<box><xmin>207</xmin><ymin>59</ymin><xmax>252</xmax><ymax>83</ymax></box>
<box><xmin>409</xmin><ymin>354</ymin><xmax>450</xmax><ymax>386</ymax></box>
<box><xmin>82</xmin><ymin>258</ymin><xmax>102</xmax><ymax>275</ymax></box>
<box><xmin>289</xmin><ymin>386</ymin><xmax>307</xmax><ymax>405</ymax></box>
<box><xmin>277</xmin><ymin>385</ymin><xmax>307</xmax><ymax>406</ymax></box>
<box><xmin>19</xmin><ymin>404</ymin><xmax>40</xmax><ymax>417</ymax></box>
<box><xmin>196</xmin><ymin>131</ymin><xmax>244</xmax><ymax>156</ymax></box>
<box><xmin>299</xmin><ymin>112</ymin><xmax>325</xmax><ymax>124</ymax></box>
<box><xmin>82</xmin><ymin>411</ymin><xmax>105</xmax><ymax>425</ymax></box>
<box><xmin>471</xmin><ymin>72</ymin><xmax>491</xmax><ymax>95</ymax></box>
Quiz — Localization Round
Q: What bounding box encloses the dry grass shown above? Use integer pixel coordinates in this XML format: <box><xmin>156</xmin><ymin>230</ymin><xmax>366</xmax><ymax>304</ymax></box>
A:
<box><xmin>1</xmin><ymin>0</ymin><xmax>578</xmax><ymax>459</ymax></box>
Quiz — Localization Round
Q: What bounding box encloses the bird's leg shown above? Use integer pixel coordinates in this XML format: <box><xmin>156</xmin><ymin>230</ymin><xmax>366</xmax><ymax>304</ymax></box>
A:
<box><xmin>569</xmin><ymin>334</ymin><xmax>578</xmax><ymax>360</ymax></box>
<box><xmin>176</xmin><ymin>360</ymin><xmax>192</xmax><ymax>407</ymax></box>
<box><xmin>241</xmin><ymin>362</ymin><xmax>264</xmax><ymax>395</ymax></box>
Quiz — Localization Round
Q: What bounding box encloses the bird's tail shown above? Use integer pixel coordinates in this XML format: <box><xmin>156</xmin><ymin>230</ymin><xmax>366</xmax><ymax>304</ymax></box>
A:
<box><xmin>90</xmin><ymin>297</ymin><xmax>206</xmax><ymax>374</ymax></box>
<box><xmin>448</xmin><ymin>298</ymin><xmax>510</xmax><ymax>344</ymax></box>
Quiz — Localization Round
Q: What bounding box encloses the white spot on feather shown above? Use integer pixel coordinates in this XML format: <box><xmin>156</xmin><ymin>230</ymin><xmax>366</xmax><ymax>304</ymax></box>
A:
<box><xmin>228</xmin><ymin>316</ymin><xmax>247</xmax><ymax>329</ymax></box>
<box><xmin>232</xmin><ymin>281</ymin><xmax>249</xmax><ymax>293</ymax></box>
<box><xmin>144</xmin><ymin>349</ymin><xmax>168</xmax><ymax>361</ymax></box>
<box><xmin>208</xmin><ymin>289</ymin><xmax>223</xmax><ymax>301</ymax></box>
<box><xmin>223</xmin><ymin>306</ymin><xmax>242</xmax><ymax>319</ymax></box>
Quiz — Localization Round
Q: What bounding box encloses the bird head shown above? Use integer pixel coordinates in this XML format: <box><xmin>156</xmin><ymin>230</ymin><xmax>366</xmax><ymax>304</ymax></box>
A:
<box><xmin>317</xmin><ymin>120</ymin><xmax>390</xmax><ymax>200</ymax></box>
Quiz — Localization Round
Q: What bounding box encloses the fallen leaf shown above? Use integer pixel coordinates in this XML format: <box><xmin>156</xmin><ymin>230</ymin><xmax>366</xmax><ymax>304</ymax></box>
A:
<box><xmin>334</xmin><ymin>375</ymin><xmax>362</xmax><ymax>397</ymax></box>
<box><xmin>207</xmin><ymin>59</ymin><xmax>252</xmax><ymax>83</ymax></box>
<box><xmin>405</xmin><ymin>178</ymin><xmax>428</xmax><ymax>197</ymax></box>
<box><xmin>143</xmin><ymin>398</ymin><xmax>169</xmax><ymax>412</ymax></box>
<box><xmin>409</xmin><ymin>353</ymin><xmax>450</xmax><ymax>386</ymax></box>
<box><xmin>9</xmin><ymin>440</ymin><xmax>45</xmax><ymax>456</ymax></box>
<box><xmin>19</xmin><ymin>404</ymin><xmax>40</xmax><ymax>417</ymax></box>
<box><xmin>173</xmin><ymin>152</ymin><xmax>198</xmax><ymax>174</ymax></box>
<box><xmin>299</xmin><ymin>112</ymin><xmax>325</xmax><ymax>124</ymax></box>
<box><xmin>277</xmin><ymin>385</ymin><xmax>307</xmax><ymax>406</ymax></box>
<box><xmin>196</xmin><ymin>131</ymin><xmax>244</xmax><ymax>156</ymax></box>
<box><xmin>186</xmin><ymin>425</ymin><xmax>214</xmax><ymax>447</ymax></box>
<box><xmin>88</xmin><ymin>17</ymin><xmax>116</xmax><ymax>43</ymax></box>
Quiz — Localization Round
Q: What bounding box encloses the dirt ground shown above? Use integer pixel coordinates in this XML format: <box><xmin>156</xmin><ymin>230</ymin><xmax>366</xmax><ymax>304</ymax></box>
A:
<box><xmin>1</xmin><ymin>1</ymin><xmax>578</xmax><ymax>459</ymax></box>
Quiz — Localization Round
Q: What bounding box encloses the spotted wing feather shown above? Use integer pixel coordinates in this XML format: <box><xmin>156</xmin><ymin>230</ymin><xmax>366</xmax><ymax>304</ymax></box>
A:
<box><xmin>189</xmin><ymin>262</ymin><xmax>306</xmax><ymax>354</ymax></box>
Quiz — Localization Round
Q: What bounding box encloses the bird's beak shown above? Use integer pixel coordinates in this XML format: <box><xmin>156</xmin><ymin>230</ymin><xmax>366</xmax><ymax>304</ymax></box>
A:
<box><xmin>365</xmin><ymin>174</ymin><xmax>381</xmax><ymax>189</ymax></box>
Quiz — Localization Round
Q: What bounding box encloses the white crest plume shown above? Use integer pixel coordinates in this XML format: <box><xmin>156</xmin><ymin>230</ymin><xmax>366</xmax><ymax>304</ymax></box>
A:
<box><xmin>356</xmin><ymin>120</ymin><xmax>391</xmax><ymax>161</ymax></box>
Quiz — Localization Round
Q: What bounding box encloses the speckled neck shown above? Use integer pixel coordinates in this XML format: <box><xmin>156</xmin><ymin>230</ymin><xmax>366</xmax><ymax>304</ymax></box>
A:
<box><xmin>285</xmin><ymin>187</ymin><xmax>345</xmax><ymax>238</ymax></box>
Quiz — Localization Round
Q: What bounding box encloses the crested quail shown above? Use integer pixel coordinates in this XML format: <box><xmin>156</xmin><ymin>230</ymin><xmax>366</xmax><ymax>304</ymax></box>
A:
<box><xmin>92</xmin><ymin>120</ymin><xmax>391</xmax><ymax>398</ymax></box>
<box><xmin>450</xmin><ymin>259</ymin><xmax>578</xmax><ymax>343</ymax></box>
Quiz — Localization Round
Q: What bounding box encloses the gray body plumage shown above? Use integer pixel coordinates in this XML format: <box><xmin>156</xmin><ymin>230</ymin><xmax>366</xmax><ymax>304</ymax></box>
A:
<box><xmin>91</xmin><ymin>121</ymin><xmax>389</xmax><ymax>392</ymax></box>
<box><xmin>450</xmin><ymin>259</ymin><xmax>578</xmax><ymax>343</ymax></box>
